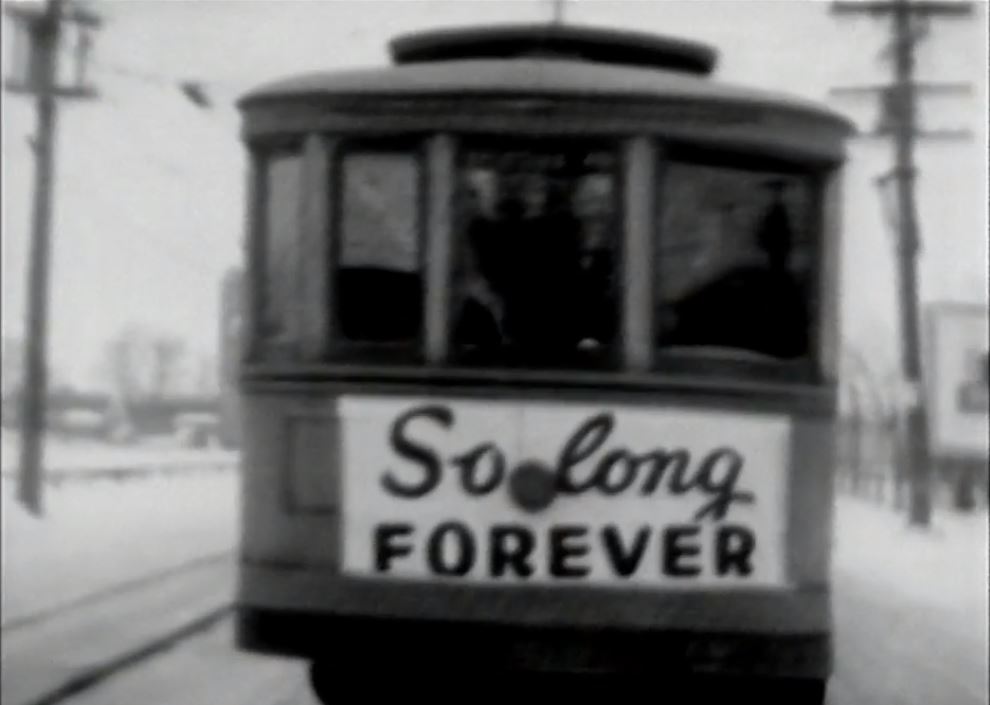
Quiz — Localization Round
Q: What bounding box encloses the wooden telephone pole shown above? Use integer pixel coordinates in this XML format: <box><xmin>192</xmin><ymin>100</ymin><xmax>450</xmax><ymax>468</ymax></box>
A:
<box><xmin>830</xmin><ymin>0</ymin><xmax>974</xmax><ymax>527</ymax></box>
<box><xmin>5</xmin><ymin>0</ymin><xmax>99</xmax><ymax>515</ymax></box>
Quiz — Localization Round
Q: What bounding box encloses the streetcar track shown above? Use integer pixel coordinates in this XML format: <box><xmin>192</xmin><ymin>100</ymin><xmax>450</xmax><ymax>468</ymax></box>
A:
<box><xmin>1</xmin><ymin>552</ymin><xmax>234</xmax><ymax>633</ymax></box>
<box><xmin>833</xmin><ymin>573</ymin><xmax>989</xmax><ymax>705</ymax></box>
<box><xmin>0</xmin><ymin>458</ymin><xmax>236</xmax><ymax>486</ymax></box>
<box><xmin>21</xmin><ymin>604</ymin><xmax>234</xmax><ymax>705</ymax></box>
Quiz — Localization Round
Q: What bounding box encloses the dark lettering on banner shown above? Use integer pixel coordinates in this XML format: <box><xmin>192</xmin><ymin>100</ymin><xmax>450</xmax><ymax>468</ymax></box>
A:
<box><xmin>556</xmin><ymin>413</ymin><xmax>615</xmax><ymax>492</ymax></box>
<box><xmin>639</xmin><ymin>448</ymin><xmax>691</xmax><ymax>495</ymax></box>
<box><xmin>601</xmin><ymin>524</ymin><xmax>650</xmax><ymax>577</ymax></box>
<box><xmin>716</xmin><ymin>525</ymin><xmax>755</xmax><ymax>576</ymax></box>
<box><xmin>382</xmin><ymin>405</ymin><xmax>451</xmax><ymax>498</ymax></box>
<box><xmin>426</xmin><ymin>521</ymin><xmax>475</xmax><ymax>576</ymax></box>
<box><xmin>663</xmin><ymin>526</ymin><xmax>702</xmax><ymax>577</ymax></box>
<box><xmin>369</xmin><ymin>522</ymin><xmax>762</xmax><ymax>580</ymax></box>
<box><xmin>381</xmin><ymin>405</ymin><xmax>756</xmax><ymax>523</ymax></box>
<box><xmin>692</xmin><ymin>448</ymin><xmax>755</xmax><ymax>521</ymax></box>
<box><xmin>375</xmin><ymin>523</ymin><xmax>413</xmax><ymax>572</ymax></box>
<box><xmin>369</xmin><ymin>404</ymin><xmax>770</xmax><ymax>582</ymax></box>
<box><xmin>451</xmin><ymin>443</ymin><xmax>505</xmax><ymax>496</ymax></box>
<box><xmin>593</xmin><ymin>449</ymin><xmax>641</xmax><ymax>495</ymax></box>
<box><xmin>548</xmin><ymin>526</ymin><xmax>591</xmax><ymax>578</ymax></box>
<box><xmin>490</xmin><ymin>525</ymin><xmax>535</xmax><ymax>578</ymax></box>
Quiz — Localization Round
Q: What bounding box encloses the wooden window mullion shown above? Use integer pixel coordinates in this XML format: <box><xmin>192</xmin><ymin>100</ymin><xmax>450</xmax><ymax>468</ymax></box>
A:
<box><xmin>245</xmin><ymin>149</ymin><xmax>267</xmax><ymax>363</ymax></box>
<box><xmin>816</xmin><ymin>168</ymin><xmax>843</xmax><ymax>383</ymax></box>
<box><xmin>425</xmin><ymin>133</ymin><xmax>455</xmax><ymax>364</ymax></box>
<box><xmin>299</xmin><ymin>133</ymin><xmax>334</xmax><ymax>361</ymax></box>
<box><xmin>622</xmin><ymin>136</ymin><xmax>656</xmax><ymax>372</ymax></box>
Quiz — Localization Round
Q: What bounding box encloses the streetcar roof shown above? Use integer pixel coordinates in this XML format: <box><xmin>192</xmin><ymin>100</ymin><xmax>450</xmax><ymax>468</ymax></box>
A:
<box><xmin>389</xmin><ymin>24</ymin><xmax>719</xmax><ymax>75</ymax></box>
<box><xmin>239</xmin><ymin>25</ymin><xmax>853</xmax><ymax>132</ymax></box>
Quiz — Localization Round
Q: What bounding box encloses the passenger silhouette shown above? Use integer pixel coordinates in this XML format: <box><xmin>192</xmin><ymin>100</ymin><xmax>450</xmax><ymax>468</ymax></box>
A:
<box><xmin>454</xmin><ymin>183</ymin><xmax>506</xmax><ymax>352</ymax></box>
<box><xmin>455</xmin><ymin>165</ymin><xmax>616</xmax><ymax>364</ymax></box>
<box><xmin>667</xmin><ymin>180</ymin><xmax>809</xmax><ymax>359</ymax></box>
<box><xmin>503</xmin><ymin>176</ymin><xmax>584</xmax><ymax>358</ymax></box>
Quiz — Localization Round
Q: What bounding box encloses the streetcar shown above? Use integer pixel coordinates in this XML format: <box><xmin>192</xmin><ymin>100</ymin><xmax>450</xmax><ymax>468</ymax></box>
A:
<box><xmin>233</xmin><ymin>23</ymin><xmax>852</xmax><ymax>702</ymax></box>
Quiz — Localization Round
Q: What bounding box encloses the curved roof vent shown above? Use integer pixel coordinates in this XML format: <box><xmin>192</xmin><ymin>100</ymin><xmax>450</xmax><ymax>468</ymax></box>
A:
<box><xmin>389</xmin><ymin>24</ymin><xmax>718</xmax><ymax>76</ymax></box>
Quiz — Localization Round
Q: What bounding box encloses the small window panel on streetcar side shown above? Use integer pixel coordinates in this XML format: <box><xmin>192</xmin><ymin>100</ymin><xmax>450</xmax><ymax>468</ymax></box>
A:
<box><xmin>654</xmin><ymin>158</ymin><xmax>818</xmax><ymax>376</ymax></box>
<box><xmin>333</xmin><ymin>147</ymin><xmax>425</xmax><ymax>359</ymax></box>
<box><xmin>258</xmin><ymin>148</ymin><xmax>305</xmax><ymax>355</ymax></box>
<box><xmin>450</xmin><ymin>139</ymin><xmax>622</xmax><ymax>370</ymax></box>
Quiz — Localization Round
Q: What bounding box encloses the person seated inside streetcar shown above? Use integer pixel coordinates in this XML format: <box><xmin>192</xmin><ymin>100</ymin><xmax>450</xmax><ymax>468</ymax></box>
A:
<box><xmin>501</xmin><ymin>174</ymin><xmax>584</xmax><ymax>356</ymax></box>
<box><xmin>452</xmin><ymin>179</ymin><xmax>507</xmax><ymax>351</ymax></box>
<box><xmin>572</xmin><ymin>174</ymin><xmax>618</xmax><ymax>347</ymax></box>
<box><xmin>452</xmin><ymin>151</ymin><xmax>620</xmax><ymax>365</ymax></box>
<box><xmin>664</xmin><ymin>179</ymin><xmax>810</xmax><ymax>359</ymax></box>
<box><xmin>453</xmin><ymin>172</ymin><xmax>579</xmax><ymax>360</ymax></box>
<box><xmin>452</xmin><ymin>214</ymin><xmax>505</xmax><ymax>350</ymax></box>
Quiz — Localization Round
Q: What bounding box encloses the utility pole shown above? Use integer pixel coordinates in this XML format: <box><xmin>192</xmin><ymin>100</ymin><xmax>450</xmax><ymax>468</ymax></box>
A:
<box><xmin>830</xmin><ymin>0</ymin><xmax>974</xmax><ymax>527</ymax></box>
<box><xmin>551</xmin><ymin>0</ymin><xmax>566</xmax><ymax>25</ymax></box>
<box><xmin>5</xmin><ymin>0</ymin><xmax>100</xmax><ymax>515</ymax></box>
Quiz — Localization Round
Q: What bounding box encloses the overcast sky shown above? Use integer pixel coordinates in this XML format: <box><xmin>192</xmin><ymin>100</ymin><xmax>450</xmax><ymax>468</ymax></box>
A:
<box><xmin>1</xmin><ymin>0</ymin><xmax>987</xmax><ymax>389</ymax></box>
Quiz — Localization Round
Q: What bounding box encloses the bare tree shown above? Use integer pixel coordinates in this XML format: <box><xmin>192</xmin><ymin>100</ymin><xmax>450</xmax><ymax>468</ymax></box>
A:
<box><xmin>150</xmin><ymin>336</ymin><xmax>186</xmax><ymax>397</ymax></box>
<box><xmin>196</xmin><ymin>353</ymin><xmax>219</xmax><ymax>395</ymax></box>
<box><xmin>104</xmin><ymin>328</ymin><xmax>139</xmax><ymax>403</ymax></box>
<box><xmin>101</xmin><ymin>326</ymin><xmax>196</xmax><ymax>400</ymax></box>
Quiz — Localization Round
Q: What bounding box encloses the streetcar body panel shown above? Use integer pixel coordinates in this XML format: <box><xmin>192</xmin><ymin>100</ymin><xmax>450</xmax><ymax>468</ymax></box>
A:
<box><xmin>236</xmin><ymin>379</ymin><xmax>836</xmax><ymax>678</ymax></box>
<box><xmin>232</xmin><ymin>24</ymin><xmax>851</xmax><ymax>688</ymax></box>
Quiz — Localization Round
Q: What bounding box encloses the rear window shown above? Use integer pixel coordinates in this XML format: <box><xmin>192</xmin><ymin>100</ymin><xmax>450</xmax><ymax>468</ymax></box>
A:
<box><xmin>655</xmin><ymin>161</ymin><xmax>816</xmax><ymax>361</ymax></box>
<box><xmin>260</xmin><ymin>149</ymin><xmax>304</xmax><ymax>342</ymax></box>
<box><xmin>335</xmin><ymin>149</ymin><xmax>423</xmax><ymax>345</ymax></box>
<box><xmin>451</xmin><ymin>140</ymin><xmax>621</xmax><ymax>368</ymax></box>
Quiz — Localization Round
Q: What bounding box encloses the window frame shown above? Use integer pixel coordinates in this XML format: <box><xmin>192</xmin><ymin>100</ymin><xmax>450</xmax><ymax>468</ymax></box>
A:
<box><xmin>243</xmin><ymin>130</ymin><xmax>837</xmax><ymax>390</ymax></box>
<box><xmin>649</xmin><ymin>140</ymin><xmax>829</xmax><ymax>384</ymax></box>
<box><xmin>249</xmin><ymin>138</ymin><xmax>307</xmax><ymax>364</ymax></box>
<box><xmin>446</xmin><ymin>134</ymin><xmax>627</xmax><ymax>371</ymax></box>
<box><xmin>326</xmin><ymin>135</ymin><xmax>430</xmax><ymax>363</ymax></box>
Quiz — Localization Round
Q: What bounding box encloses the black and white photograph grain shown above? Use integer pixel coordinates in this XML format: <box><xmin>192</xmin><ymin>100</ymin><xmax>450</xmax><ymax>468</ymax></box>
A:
<box><xmin>1</xmin><ymin>1</ymin><xmax>987</xmax><ymax>703</ymax></box>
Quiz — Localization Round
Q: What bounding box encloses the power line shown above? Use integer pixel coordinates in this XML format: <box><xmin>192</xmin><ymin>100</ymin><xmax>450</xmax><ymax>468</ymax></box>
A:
<box><xmin>7</xmin><ymin>102</ymin><xmax>241</xmax><ymax>274</ymax></box>
<box><xmin>45</xmin><ymin>36</ymin><xmax>244</xmax><ymax>121</ymax></box>
<box><xmin>56</xmin><ymin>168</ymin><xmax>234</xmax><ymax>281</ymax></box>
<box><xmin>85</xmin><ymin>53</ymin><xmax>245</xmax><ymax>109</ymax></box>
<box><xmin>6</xmin><ymin>142</ymin><xmax>232</xmax><ymax>284</ymax></box>
<box><xmin>7</xmin><ymin>52</ymin><xmax>243</xmax><ymax>270</ymax></box>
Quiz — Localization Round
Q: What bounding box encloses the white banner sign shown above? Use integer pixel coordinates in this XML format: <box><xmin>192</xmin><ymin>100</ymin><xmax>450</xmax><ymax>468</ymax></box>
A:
<box><xmin>339</xmin><ymin>396</ymin><xmax>791</xmax><ymax>588</ymax></box>
<box><xmin>926</xmin><ymin>304</ymin><xmax>990</xmax><ymax>459</ymax></box>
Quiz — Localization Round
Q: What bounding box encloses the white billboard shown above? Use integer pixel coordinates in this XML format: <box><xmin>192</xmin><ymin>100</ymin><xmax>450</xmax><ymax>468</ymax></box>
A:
<box><xmin>339</xmin><ymin>395</ymin><xmax>791</xmax><ymax>589</ymax></box>
<box><xmin>925</xmin><ymin>303</ymin><xmax>989</xmax><ymax>460</ymax></box>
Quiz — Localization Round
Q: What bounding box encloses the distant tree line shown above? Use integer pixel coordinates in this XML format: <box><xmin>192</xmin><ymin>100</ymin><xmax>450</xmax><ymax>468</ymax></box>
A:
<box><xmin>99</xmin><ymin>323</ymin><xmax>218</xmax><ymax>402</ymax></box>
<box><xmin>1</xmin><ymin>324</ymin><xmax>224</xmax><ymax>445</ymax></box>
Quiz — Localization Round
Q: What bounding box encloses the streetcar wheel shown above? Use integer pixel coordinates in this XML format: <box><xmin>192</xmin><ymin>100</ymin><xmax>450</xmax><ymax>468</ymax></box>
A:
<box><xmin>308</xmin><ymin>661</ymin><xmax>335</xmax><ymax>705</ymax></box>
<box><xmin>693</xmin><ymin>676</ymin><xmax>828</xmax><ymax>703</ymax></box>
<box><xmin>309</xmin><ymin>659</ymin><xmax>433</xmax><ymax>702</ymax></box>
<box><xmin>771</xmin><ymin>677</ymin><xmax>828</xmax><ymax>704</ymax></box>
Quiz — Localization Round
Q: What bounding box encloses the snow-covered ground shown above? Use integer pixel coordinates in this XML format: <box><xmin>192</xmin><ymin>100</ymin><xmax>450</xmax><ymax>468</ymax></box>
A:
<box><xmin>833</xmin><ymin>490</ymin><xmax>990</xmax><ymax>676</ymax></box>
<box><xmin>0</xmin><ymin>469</ymin><xmax>239</xmax><ymax>627</ymax></box>
<box><xmin>831</xmin><ymin>496</ymin><xmax>989</xmax><ymax>705</ymax></box>
<box><xmin>833</xmin><ymin>495</ymin><xmax>989</xmax><ymax>648</ymax></box>
<box><xmin>0</xmin><ymin>431</ymin><xmax>235</xmax><ymax>477</ymax></box>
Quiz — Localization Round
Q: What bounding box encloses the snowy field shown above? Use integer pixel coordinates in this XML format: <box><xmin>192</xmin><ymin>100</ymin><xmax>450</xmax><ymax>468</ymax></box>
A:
<box><xmin>833</xmin><ymin>495</ymin><xmax>989</xmax><ymax>650</ymax></box>
<box><xmin>1</xmin><ymin>466</ymin><xmax>239</xmax><ymax>627</ymax></box>
<box><xmin>0</xmin><ymin>431</ymin><xmax>235</xmax><ymax>478</ymax></box>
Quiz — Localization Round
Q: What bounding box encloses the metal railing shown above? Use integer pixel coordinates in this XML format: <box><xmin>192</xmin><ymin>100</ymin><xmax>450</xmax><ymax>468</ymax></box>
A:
<box><xmin>836</xmin><ymin>416</ymin><xmax>988</xmax><ymax>511</ymax></box>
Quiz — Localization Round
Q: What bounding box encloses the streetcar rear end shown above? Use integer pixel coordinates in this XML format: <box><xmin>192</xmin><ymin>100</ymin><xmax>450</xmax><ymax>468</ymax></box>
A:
<box><xmin>232</xmin><ymin>24</ymin><xmax>853</xmax><ymax>702</ymax></box>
